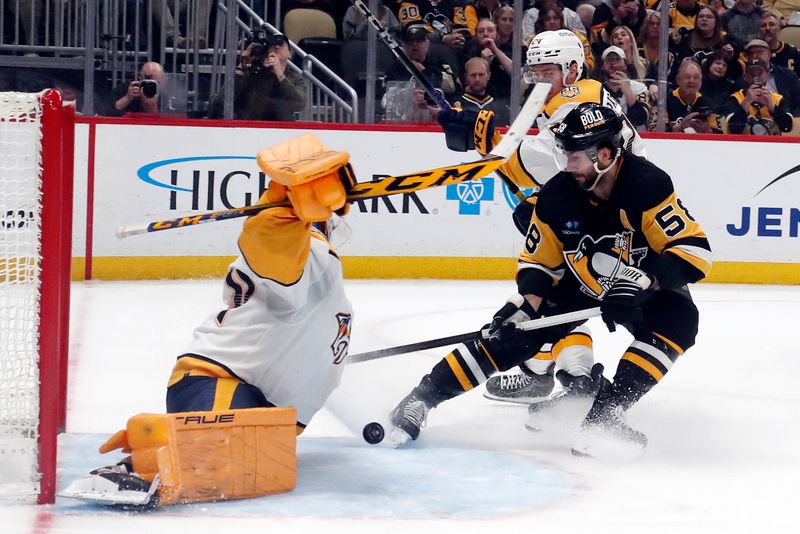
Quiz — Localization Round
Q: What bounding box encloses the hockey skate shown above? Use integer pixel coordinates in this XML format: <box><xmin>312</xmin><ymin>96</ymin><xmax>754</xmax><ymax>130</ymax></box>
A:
<box><xmin>524</xmin><ymin>363</ymin><xmax>608</xmax><ymax>432</ymax></box>
<box><xmin>483</xmin><ymin>365</ymin><xmax>554</xmax><ymax>404</ymax></box>
<box><xmin>571</xmin><ymin>401</ymin><xmax>648</xmax><ymax>461</ymax></box>
<box><xmin>388</xmin><ymin>390</ymin><xmax>430</xmax><ymax>447</ymax></box>
<box><xmin>59</xmin><ymin>461</ymin><xmax>159</xmax><ymax>508</ymax></box>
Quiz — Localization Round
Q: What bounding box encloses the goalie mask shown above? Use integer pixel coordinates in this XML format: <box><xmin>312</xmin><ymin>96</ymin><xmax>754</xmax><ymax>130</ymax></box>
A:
<box><xmin>523</xmin><ymin>30</ymin><xmax>585</xmax><ymax>85</ymax></box>
<box><xmin>551</xmin><ymin>103</ymin><xmax>623</xmax><ymax>190</ymax></box>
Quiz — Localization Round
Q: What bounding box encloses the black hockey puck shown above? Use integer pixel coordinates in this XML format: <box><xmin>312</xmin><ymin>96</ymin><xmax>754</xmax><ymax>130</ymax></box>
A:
<box><xmin>362</xmin><ymin>422</ymin><xmax>385</xmax><ymax>444</ymax></box>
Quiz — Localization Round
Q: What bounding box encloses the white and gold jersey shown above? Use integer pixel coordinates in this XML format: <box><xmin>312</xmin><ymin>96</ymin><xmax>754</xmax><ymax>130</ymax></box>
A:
<box><xmin>500</xmin><ymin>79</ymin><xmax>647</xmax><ymax>189</ymax></box>
<box><xmin>176</xmin><ymin>206</ymin><xmax>353</xmax><ymax>427</ymax></box>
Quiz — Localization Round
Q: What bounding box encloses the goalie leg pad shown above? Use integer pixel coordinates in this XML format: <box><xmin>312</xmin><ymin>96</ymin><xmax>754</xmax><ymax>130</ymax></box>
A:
<box><xmin>99</xmin><ymin>408</ymin><xmax>298</xmax><ymax>506</ymax></box>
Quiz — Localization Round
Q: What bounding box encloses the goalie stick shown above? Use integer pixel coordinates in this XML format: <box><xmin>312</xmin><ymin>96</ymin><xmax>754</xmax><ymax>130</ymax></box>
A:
<box><xmin>349</xmin><ymin>0</ymin><xmax>527</xmax><ymax>202</ymax></box>
<box><xmin>115</xmin><ymin>80</ymin><xmax>551</xmax><ymax>238</ymax></box>
<box><xmin>348</xmin><ymin>307</ymin><xmax>601</xmax><ymax>364</ymax></box>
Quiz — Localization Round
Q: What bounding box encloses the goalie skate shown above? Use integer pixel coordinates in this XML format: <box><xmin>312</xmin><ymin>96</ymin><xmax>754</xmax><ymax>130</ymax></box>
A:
<box><xmin>59</xmin><ymin>464</ymin><xmax>159</xmax><ymax>508</ymax></box>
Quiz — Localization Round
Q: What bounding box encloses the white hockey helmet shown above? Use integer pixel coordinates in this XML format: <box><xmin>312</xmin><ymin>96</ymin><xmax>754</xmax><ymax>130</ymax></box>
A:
<box><xmin>524</xmin><ymin>30</ymin><xmax>585</xmax><ymax>84</ymax></box>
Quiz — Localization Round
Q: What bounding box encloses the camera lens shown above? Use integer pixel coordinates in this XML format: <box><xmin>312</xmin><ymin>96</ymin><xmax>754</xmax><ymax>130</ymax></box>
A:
<box><xmin>140</xmin><ymin>79</ymin><xmax>158</xmax><ymax>98</ymax></box>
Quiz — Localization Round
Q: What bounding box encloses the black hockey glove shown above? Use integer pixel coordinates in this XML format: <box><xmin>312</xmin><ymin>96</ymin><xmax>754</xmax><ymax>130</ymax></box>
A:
<box><xmin>487</xmin><ymin>294</ymin><xmax>540</xmax><ymax>342</ymax></box>
<box><xmin>600</xmin><ymin>266</ymin><xmax>654</xmax><ymax>332</ymax></box>
<box><xmin>438</xmin><ymin>106</ymin><xmax>478</xmax><ymax>152</ymax></box>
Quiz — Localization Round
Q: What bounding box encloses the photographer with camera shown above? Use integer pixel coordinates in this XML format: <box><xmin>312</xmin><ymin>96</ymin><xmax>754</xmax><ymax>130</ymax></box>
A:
<box><xmin>110</xmin><ymin>62</ymin><xmax>165</xmax><ymax>116</ymax></box>
<box><xmin>667</xmin><ymin>59</ymin><xmax>717</xmax><ymax>133</ymax></box>
<box><xmin>722</xmin><ymin>57</ymin><xmax>794</xmax><ymax>135</ymax></box>
<box><xmin>208</xmin><ymin>31</ymin><xmax>305</xmax><ymax>121</ymax></box>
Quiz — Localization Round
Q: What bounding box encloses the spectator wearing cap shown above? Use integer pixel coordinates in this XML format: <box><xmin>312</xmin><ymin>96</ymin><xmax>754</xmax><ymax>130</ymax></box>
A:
<box><xmin>385</xmin><ymin>25</ymin><xmax>461</xmax><ymax>122</ymax></box>
<box><xmin>722</xmin><ymin>0</ymin><xmax>765</xmax><ymax>46</ymax></box>
<box><xmin>759</xmin><ymin>10</ymin><xmax>800</xmax><ymax>77</ymax></box>
<box><xmin>742</xmin><ymin>38</ymin><xmax>800</xmax><ymax>114</ymax></box>
<box><xmin>594</xmin><ymin>45</ymin><xmax>652</xmax><ymax>130</ymax></box>
<box><xmin>207</xmin><ymin>33</ymin><xmax>305</xmax><ymax>121</ymax></box>
<box><xmin>722</xmin><ymin>57</ymin><xmax>795</xmax><ymax>134</ymax></box>
<box><xmin>667</xmin><ymin>59</ymin><xmax>718</xmax><ymax>133</ymax></box>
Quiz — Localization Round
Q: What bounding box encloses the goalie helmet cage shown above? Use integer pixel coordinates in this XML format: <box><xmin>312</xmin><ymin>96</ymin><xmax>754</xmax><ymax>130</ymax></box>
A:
<box><xmin>0</xmin><ymin>90</ymin><xmax>74</xmax><ymax>504</ymax></box>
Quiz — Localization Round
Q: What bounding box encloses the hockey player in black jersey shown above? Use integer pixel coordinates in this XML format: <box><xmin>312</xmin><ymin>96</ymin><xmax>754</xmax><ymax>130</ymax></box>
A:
<box><xmin>388</xmin><ymin>103</ymin><xmax>712</xmax><ymax>456</ymax></box>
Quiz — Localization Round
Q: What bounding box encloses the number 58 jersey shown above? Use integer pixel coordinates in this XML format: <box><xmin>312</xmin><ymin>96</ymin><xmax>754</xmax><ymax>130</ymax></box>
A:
<box><xmin>516</xmin><ymin>153</ymin><xmax>712</xmax><ymax>299</ymax></box>
<box><xmin>175</xmin><ymin>207</ymin><xmax>353</xmax><ymax>428</ymax></box>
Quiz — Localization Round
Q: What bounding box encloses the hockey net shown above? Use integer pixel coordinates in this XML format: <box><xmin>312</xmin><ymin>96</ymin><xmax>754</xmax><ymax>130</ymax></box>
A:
<box><xmin>0</xmin><ymin>90</ymin><xmax>73</xmax><ymax>504</ymax></box>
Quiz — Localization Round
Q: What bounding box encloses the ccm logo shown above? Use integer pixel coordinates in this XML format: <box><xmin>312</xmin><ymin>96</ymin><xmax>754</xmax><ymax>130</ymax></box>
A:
<box><xmin>176</xmin><ymin>413</ymin><xmax>235</xmax><ymax>425</ymax></box>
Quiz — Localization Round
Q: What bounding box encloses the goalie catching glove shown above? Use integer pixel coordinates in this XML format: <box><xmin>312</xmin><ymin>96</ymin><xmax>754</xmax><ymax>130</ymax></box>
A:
<box><xmin>258</xmin><ymin>133</ymin><xmax>356</xmax><ymax>222</ymax></box>
<box><xmin>601</xmin><ymin>266</ymin><xmax>654</xmax><ymax>332</ymax></box>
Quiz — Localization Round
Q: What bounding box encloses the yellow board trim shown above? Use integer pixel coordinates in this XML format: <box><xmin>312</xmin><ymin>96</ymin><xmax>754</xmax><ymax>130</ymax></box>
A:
<box><xmin>71</xmin><ymin>257</ymin><xmax>800</xmax><ymax>284</ymax></box>
<box><xmin>622</xmin><ymin>352</ymin><xmax>665</xmax><ymax>382</ymax></box>
<box><xmin>445</xmin><ymin>353</ymin><xmax>474</xmax><ymax>392</ymax></box>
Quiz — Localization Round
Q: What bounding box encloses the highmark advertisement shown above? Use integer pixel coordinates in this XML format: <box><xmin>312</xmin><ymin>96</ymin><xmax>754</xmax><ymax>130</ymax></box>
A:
<box><xmin>80</xmin><ymin>123</ymin><xmax>799</xmax><ymax>281</ymax></box>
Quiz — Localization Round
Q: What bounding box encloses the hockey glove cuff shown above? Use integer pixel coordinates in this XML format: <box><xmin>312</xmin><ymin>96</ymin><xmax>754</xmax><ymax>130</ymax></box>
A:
<box><xmin>488</xmin><ymin>294</ymin><xmax>540</xmax><ymax>342</ymax></box>
<box><xmin>600</xmin><ymin>266</ymin><xmax>653</xmax><ymax>332</ymax></box>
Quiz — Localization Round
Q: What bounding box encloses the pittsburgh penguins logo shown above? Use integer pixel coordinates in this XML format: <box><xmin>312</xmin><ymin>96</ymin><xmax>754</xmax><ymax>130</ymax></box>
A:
<box><xmin>331</xmin><ymin>312</ymin><xmax>352</xmax><ymax>365</ymax></box>
<box><xmin>564</xmin><ymin>232</ymin><xmax>648</xmax><ymax>299</ymax></box>
<box><xmin>424</xmin><ymin>12</ymin><xmax>451</xmax><ymax>34</ymax></box>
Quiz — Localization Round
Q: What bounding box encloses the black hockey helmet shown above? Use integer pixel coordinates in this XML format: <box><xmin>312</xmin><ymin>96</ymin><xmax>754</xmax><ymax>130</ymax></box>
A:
<box><xmin>551</xmin><ymin>103</ymin><xmax>623</xmax><ymax>154</ymax></box>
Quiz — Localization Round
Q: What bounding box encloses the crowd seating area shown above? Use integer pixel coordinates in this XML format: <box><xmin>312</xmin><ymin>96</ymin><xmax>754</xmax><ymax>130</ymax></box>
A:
<box><xmin>3</xmin><ymin>0</ymin><xmax>800</xmax><ymax>135</ymax></box>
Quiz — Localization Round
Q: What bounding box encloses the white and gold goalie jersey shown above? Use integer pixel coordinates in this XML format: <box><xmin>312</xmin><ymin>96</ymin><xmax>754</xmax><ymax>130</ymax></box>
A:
<box><xmin>501</xmin><ymin>78</ymin><xmax>647</xmax><ymax>189</ymax></box>
<box><xmin>179</xmin><ymin>205</ymin><xmax>353</xmax><ymax>427</ymax></box>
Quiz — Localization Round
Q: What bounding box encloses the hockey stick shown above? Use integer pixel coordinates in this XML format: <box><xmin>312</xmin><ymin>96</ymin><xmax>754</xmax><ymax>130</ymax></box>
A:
<box><xmin>116</xmin><ymin>80</ymin><xmax>551</xmax><ymax>238</ymax></box>
<box><xmin>350</xmin><ymin>0</ymin><xmax>528</xmax><ymax>202</ymax></box>
<box><xmin>348</xmin><ymin>307</ymin><xmax>601</xmax><ymax>364</ymax></box>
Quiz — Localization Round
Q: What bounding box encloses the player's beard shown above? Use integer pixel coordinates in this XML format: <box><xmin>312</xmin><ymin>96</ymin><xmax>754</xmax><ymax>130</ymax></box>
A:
<box><xmin>573</xmin><ymin>168</ymin><xmax>599</xmax><ymax>190</ymax></box>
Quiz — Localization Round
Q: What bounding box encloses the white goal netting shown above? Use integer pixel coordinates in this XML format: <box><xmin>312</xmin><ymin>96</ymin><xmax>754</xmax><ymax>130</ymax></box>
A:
<box><xmin>0</xmin><ymin>91</ymin><xmax>45</xmax><ymax>501</ymax></box>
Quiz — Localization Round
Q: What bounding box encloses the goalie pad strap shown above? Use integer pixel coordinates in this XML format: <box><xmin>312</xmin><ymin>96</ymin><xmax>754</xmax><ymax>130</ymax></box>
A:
<box><xmin>100</xmin><ymin>408</ymin><xmax>297</xmax><ymax>506</ymax></box>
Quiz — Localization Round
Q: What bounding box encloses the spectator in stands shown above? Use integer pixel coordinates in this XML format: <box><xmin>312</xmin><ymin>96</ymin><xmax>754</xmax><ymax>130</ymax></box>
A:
<box><xmin>638</xmin><ymin>9</ymin><xmax>669</xmax><ymax>104</ymax></box>
<box><xmin>466</xmin><ymin>18</ymin><xmax>514</xmax><ymax>100</ymax></box>
<box><xmin>389</xmin><ymin>25</ymin><xmax>459</xmax><ymax>94</ymax></box>
<box><xmin>761</xmin><ymin>0</ymin><xmax>800</xmax><ymax>22</ymax></box>
<box><xmin>207</xmin><ymin>33</ymin><xmax>305</xmax><ymax>121</ymax></box>
<box><xmin>669</xmin><ymin>0</ymin><xmax>703</xmax><ymax>44</ymax></box>
<box><xmin>701</xmin><ymin>49</ymin><xmax>738</xmax><ymax>111</ymax></box>
<box><xmin>110</xmin><ymin>61</ymin><xmax>166</xmax><ymax>116</ymax></box>
<box><xmin>759</xmin><ymin>10</ymin><xmax>800</xmax><ymax>76</ymax></box>
<box><xmin>722</xmin><ymin>57</ymin><xmax>795</xmax><ymax>134</ymax></box>
<box><xmin>449</xmin><ymin>56</ymin><xmax>510</xmax><ymax>125</ymax></box>
<box><xmin>522</xmin><ymin>0</ymin><xmax>588</xmax><ymax>45</ymax></box>
<box><xmin>670</xmin><ymin>6</ymin><xmax>738</xmax><ymax>79</ymax></box>
<box><xmin>666</xmin><ymin>58</ymin><xmax>716</xmax><ymax>132</ymax></box>
<box><xmin>610</xmin><ymin>24</ymin><xmax>648</xmax><ymax>79</ymax></box>
<box><xmin>590</xmin><ymin>0</ymin><xmax>646</xmax><ymax>53</ymax></box>
<box><xmin>594</xmin><ymin>45</ymin><xmax>652</xmax><ymax>129</ymax></box>
<box><xmin>722</xmin><ymin>0</ymin><xmax>765</xmax><ymax>46</ymax></box>
<box><xmin>524</xmin><ymin>4</ymin><xmax>595</xmax><ymax>71</ymax></box>
<box><xmin>742</xmin><ymin>38</ymin><xmax>800</xmax><ymax>114</ymax></box>
<box><xmin>492</xmin><ymin>5</ymin><xmax>517</xmax><ymax>49</ymax></box>
<box><xmin>475</xmin><ymin>0</ymin><xmax>502</xmax><ymax>19</ymax></box>
<box><xmin>342</xmin><ymin>0</ymin><xmax>402</xmax><ymax>40</ymax></box>
<box><xmin>397</xmin><ymin>0</ymin><xmax>478</xmax><ymax>53</ymax></box>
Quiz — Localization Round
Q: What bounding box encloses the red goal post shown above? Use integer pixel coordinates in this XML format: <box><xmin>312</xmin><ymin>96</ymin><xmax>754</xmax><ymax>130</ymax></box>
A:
<box><xmin>0</xmin><ymin>89</ymin><xmax>74</xmax><ymax>504</ymax></box>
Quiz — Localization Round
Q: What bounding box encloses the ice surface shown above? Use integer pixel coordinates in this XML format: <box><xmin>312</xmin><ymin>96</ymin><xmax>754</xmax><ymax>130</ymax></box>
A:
<box><xmin>1</xmin><ymin>279</ymin><xmax>798</xmax><ymax>533</ymax></box>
